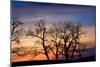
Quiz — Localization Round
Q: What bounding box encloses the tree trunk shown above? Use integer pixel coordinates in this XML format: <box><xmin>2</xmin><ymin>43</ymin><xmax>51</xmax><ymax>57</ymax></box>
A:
<box><xmin>78</xmin><ymin>50</ymin><xmax>82</xmax><ymax>59</ymax></box>
<box><xmin>71</xmin><ymin>39</ymin><xmax>77</xmax><ymax>60</ymax></box>
<box><xmin>56</xmin><ymin>55</ymin><xmax>59</xmax><ymax>60</ymax></box>
<box><xmin>42</xmin><ymin>29</ymin><xmax>49</xmax><ymax>60</ymax></box>
<box><xmin>56</xmin><ymin>45</ymin><xmax>59</xmax><ymax>60</ymax></box>
<box><xmin>71</xmin><ymin>44</ymin><xmax>76</xmax><ymax>60</ymax></box>
<box><xmin>64</xmin><ymin>41</ymin><xmax>69</xmax><ymax>60</ymax></box>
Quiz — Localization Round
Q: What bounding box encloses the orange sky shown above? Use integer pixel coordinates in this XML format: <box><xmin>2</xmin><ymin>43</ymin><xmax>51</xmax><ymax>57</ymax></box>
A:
<box><xmin>12</xmin><ymin>26</ymin><xmax>95</xmax><ymax>48</ymax></box>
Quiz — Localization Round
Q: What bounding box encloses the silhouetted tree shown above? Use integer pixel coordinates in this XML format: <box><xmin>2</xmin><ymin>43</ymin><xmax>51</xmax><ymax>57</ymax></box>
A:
<box><xmin>48</xmin><ymin>24</ymin><xmax>64</xmax><ymax>60</ymax></box>
<box><xmin>27</xmin><ymin>19</ymin><xmax>50</xmax><ymax>60</ymax></box>
<box><xmin>53</xmin><ymin>22</ymin><xmax>72</xmax><ymax>60</ymax></box>
<box><xmin>11</xmin><ymin>17</ymin><xmax>23</xmax><ymax>43</ymax></box>
<box><xmin>11</xmin><ymin>17</ymin><xmax>23</xmax><ymax>55</ymax></box>
<box><xmin>69</xmin><ymin>22</ymin><xmax>86</xmax><ymax>60</ymax></box>
<box><xmin>53</xmin><ymin>21</ymin><xmax>85</xmax><ymax>60</ymax></box>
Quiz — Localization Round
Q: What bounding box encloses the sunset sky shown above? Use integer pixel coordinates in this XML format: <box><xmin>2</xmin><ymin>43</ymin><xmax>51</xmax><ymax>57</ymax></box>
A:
<box><xmin>11</xmin><ymin>1</ymin><xmax>96</xmax><ymax>62</ymax></box>
<box><xmin>12</xmin><ymin>1</ymin><xmax>96</xmax><ymax>48</ymax></box>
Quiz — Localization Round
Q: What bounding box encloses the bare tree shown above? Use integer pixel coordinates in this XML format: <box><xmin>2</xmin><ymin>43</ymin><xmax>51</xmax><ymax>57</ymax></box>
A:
<box><xmin>48</xmin><ymin>24</ymin><xmax>64</xmax><ymax>60</ymax></box>
<box><xmin>52</xmin><ymin>22</ymin><xmax>72</xmax><ymax>60</ymax></box>
<box><xmin>11</xmin><ymin>17</ymin><xmax>23</xmax><ymax>54</ymax></box>
<box><xmin>27</xmin><ymin>19</ymin><xmax>50</xmax><ymax>60</ymax></box>
<box><xmin>69</xmin><ymin>22</ymin><xmax>86</xmax><ymax>60</ymax></box>
<box><xmin>11</xmin><ymin>17</ymin><xmax>23</xmax><ymax>43</ymax></box>
<box><xmin>52</xmin><ymin>21</ymin><xmax>85</xmax><ymax>60</ymax></box>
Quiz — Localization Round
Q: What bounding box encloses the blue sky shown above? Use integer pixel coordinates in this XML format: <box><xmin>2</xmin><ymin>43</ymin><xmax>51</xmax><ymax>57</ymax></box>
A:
<box><xmin>12</xmin><ymin>1</ymin><xmax>96</xmax><ymax>26</ymax></box>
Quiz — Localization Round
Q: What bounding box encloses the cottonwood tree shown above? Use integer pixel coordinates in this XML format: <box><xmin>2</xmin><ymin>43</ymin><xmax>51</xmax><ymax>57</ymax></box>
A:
<box><xmin>69</xmin><ymin>22</ymin><xmax>86</xmax><ymax>60</ymax></box>
<box><xmin>53</xmin><ymin>21</ymin><xmax>86</xmax><ymax>60</ymax></box>
<box><xmin>53</xmin><ymin>22</ymin><xmax>72</xmax><ymax>60</ymax></box>
<box><xmin>11</xmin><ymin>17</ymin><xmax>23</xmax><ymax>43</ymax></box>
<box><xmin>11</xmin><ymin>17</ymin><xmax>24</xmax><ymax>55</ymax></box>
<box><xmin>48</xmin><ymin>23</ymin><xmax>64</xmax><ymax>60</ymax></box>
<box><xmin>27</xmin><ymin>19</ymin><xmax>50</xmax><ymax>60</ymax></box>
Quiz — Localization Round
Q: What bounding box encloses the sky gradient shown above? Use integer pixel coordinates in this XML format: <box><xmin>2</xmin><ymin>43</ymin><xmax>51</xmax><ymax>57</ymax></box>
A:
<box><xmin>12</xmin><ymin>1</ymin><xmax>96</xmax><ymax>47</ymax></box>
<box><xmin>12</xmin><ymin>1</ymin><xmax>96</xmax><ymax>26</ymax></box>
<box><xmin>11</xmin><ymin>1</ymin><xmax>96</xmax><ymax>47</ymax></box>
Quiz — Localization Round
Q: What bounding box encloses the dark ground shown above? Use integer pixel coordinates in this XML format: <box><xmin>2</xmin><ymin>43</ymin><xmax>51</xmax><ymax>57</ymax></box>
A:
<box><xmin>11</xmin><ymin>55</ymin><xmax>96</xmax><ymax>67</ymax></box>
